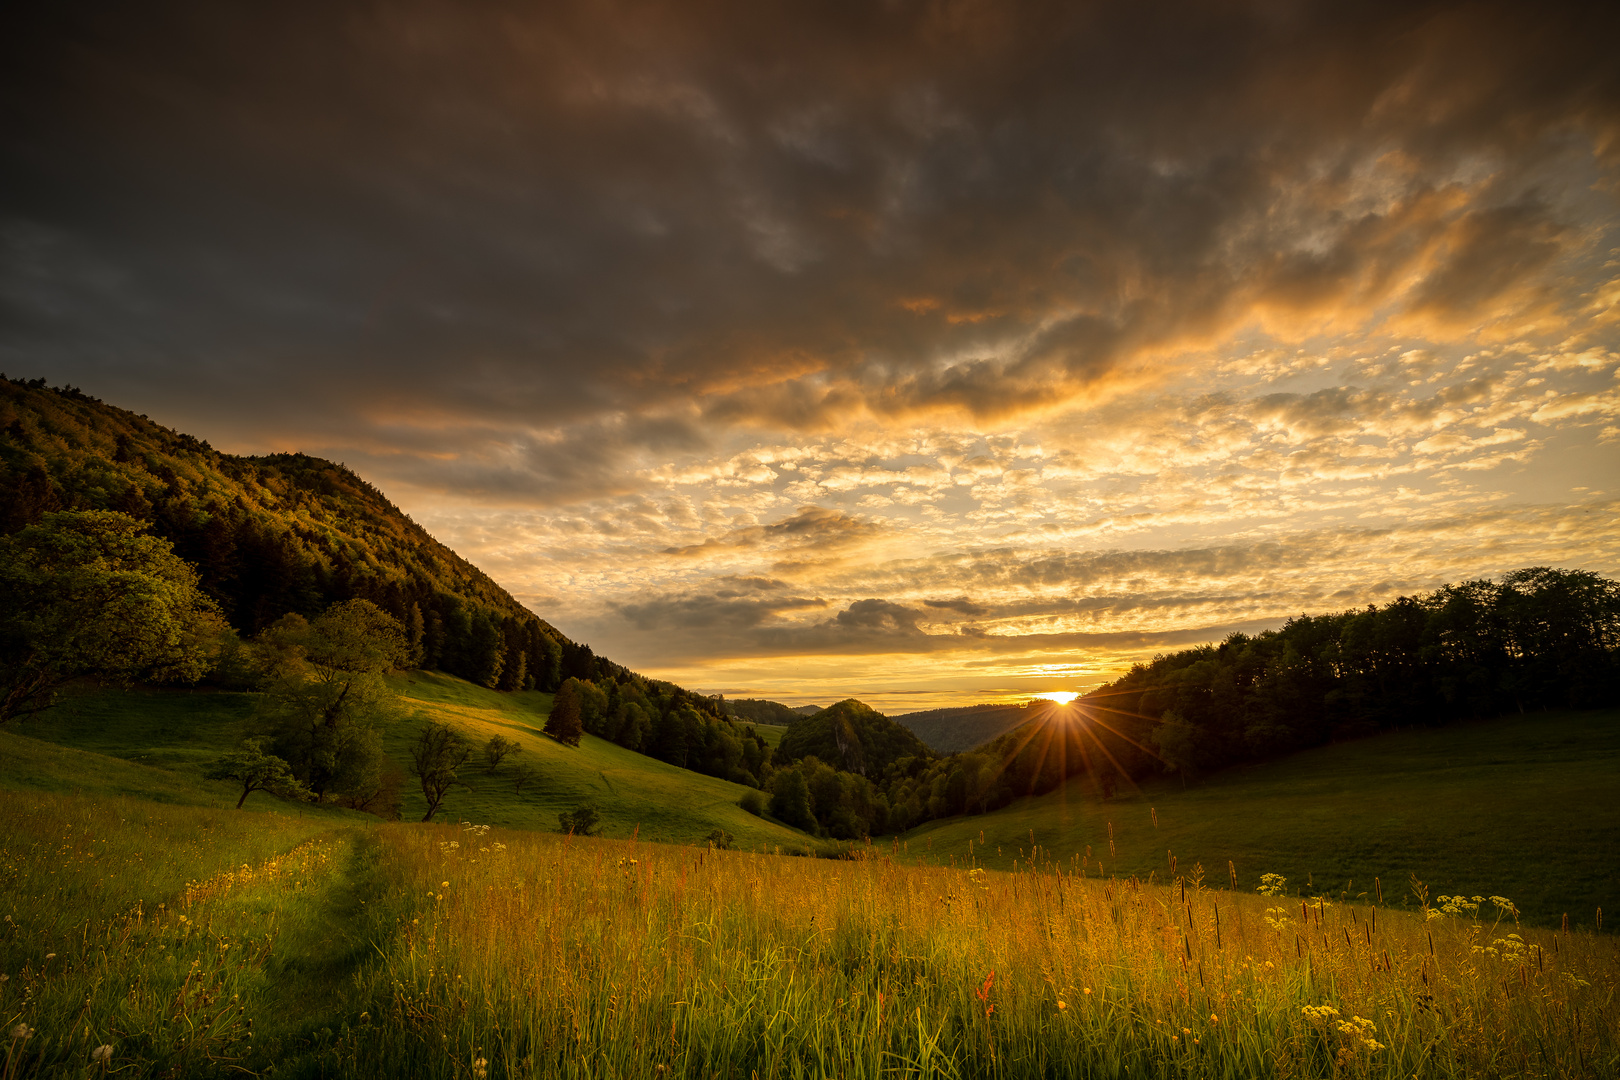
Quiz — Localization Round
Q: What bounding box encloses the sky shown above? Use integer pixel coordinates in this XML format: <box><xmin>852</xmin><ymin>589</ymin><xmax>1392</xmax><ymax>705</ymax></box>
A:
<box><xmin>3</xmin><ymin>0</ymin><xmax>1618</xmax><ymax>711</ymax></box>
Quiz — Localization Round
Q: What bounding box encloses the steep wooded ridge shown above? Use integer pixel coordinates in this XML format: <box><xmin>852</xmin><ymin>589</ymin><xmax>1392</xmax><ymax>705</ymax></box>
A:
<box><xmin>0</xmin><ymin>376</ymin><xmax>611</xmax><ymax>691</ymax></box>
<box><xmin>775</xmin><ymin>699</ymin><xmax>932</xmax><ymax>777</ymax></box>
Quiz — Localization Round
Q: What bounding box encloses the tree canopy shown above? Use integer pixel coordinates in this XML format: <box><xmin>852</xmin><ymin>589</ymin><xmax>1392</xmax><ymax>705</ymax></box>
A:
<box><xmin>0</xmin><ymin>510</ymin><xmax>222</xmax><ymax>722</ymax></box>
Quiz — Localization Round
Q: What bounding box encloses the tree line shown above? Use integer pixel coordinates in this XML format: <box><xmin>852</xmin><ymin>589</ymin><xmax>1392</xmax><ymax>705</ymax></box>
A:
<box><xmin>897</xmin><ymin>567</ymin><xmax>1620</xmax><ymax>821</ymax></box>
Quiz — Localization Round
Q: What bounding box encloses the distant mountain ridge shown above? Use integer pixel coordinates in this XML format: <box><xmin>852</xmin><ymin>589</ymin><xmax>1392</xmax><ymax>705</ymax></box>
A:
<box><xmin>893</xmin><ymin>702</ymin><xmax>1039</xmax><ymax>753</ymax></box>
<box><xmin>0</xmin><ymin>376</ymin><xmax>616</xmax><ymax>691</ymax></box>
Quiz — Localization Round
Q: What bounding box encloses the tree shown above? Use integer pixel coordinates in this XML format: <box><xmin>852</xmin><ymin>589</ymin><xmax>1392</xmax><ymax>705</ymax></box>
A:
<box><xmin>0</xmin><ymin>511</ymin><xmax>223</xmax><ymax>723</ymax></box>
<box><xmin>410</xmin><ymin>722</ymin><xmax>472</xmax><ymax>822</ymax></box>
<box><xmin>482</xmin><ymin>735</ymin><xmax>522</xmax><ymax>772</ymax></box>
<box><xmin>557</xmin><ymin>802</ymin><xmax>599</xmax><ymax>836</ymax></box>
<box><xmin>206</xmin><ymin>737</ymin><xmax>311</xmax><ymax>808</ymax></box>
<box><xmin>768</xmin><ymin>769</ymin><xmax>817</xmax><ymax>832</ymax></box>
<box><xmin>545</xmin><ymin>681</ymin><xmax>584</xmax><ymax>746</ymax></box>
<box><xmin>512</xmin><ymin>762</ymin><xmax>539</xmax><ymax>795</ymax></box>
<box><xmin>257</xmin><ymin>599</ymin><xmax>407</xmax><ymax>800</ymax></box>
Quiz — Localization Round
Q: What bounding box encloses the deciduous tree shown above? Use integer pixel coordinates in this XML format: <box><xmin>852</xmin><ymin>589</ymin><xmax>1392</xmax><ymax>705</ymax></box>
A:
<box><xmin>206</xmin><ymin>737</ymin><xmax>311</xmax><ymax>808</ymax></box>
<box><xmin>0</xmin><ymin>511</ymin><xmax>222</xmax><ymax>723</ymax></box>
<box><xmin>410</xmin><ymin>721</ymin><xmax>472</xmax><ymax>822</ymax></box>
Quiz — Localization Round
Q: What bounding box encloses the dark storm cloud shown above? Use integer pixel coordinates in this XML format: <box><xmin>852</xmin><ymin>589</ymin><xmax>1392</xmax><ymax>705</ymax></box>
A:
<box><xmin>2</xmin><ymin>0</ymin><xmax>1617</xmax><ymax>500</ymax></box>
<box><xmin>923</xmin><ymin>597</ymin><xmax>987</xmax><ymax>616</ymax></box>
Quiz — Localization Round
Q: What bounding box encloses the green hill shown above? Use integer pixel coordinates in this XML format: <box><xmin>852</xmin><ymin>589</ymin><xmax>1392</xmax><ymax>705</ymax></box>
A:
<box><xmin>776</xmin><ymin>698</ymin><xmax>933</xmax><ymax>777</ymax></box>
<box><xmin>0</xmin><ymin>674</ymin><xmax>817</xmax><ymax>851</ymax></box>
<box><xmin>893</xmin><ymin>702</ymin><xmax>1036</xmax><ymax>753</ymax></box>
<box><xmin>902</xmin><ymin>707</ymin><xmax>1620</xmax><ymax>927</ymax></box>
<box><xmin>0</xmin><ymin>376</ymin><xmax>595</xmax><ymax>690</ymax></box>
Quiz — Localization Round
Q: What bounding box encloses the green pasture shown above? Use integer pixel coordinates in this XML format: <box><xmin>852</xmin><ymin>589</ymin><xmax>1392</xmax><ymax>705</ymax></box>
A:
<box><xmin>905</xmin><ymin>708</ymin><xmax>1620</xmax><ymax>928</ymax></box>
<box><xmin>0</xmin><ymin>673</ymin><xmax>811</xmax><ymax>852</ymax></box>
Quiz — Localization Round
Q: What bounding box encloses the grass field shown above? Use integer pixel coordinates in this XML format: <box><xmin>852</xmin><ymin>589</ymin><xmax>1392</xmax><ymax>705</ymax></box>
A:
<box><xmin>2</xmin><ymin>787</ymin><xmax>1614</xmax><ymax>1078</ymax></box>
<box><xmin>904</xmin><ymin>709</ymin><xmax>1620</xmax><ymax>929</ymax></box>
<box><xmin>2</xmin><ymin>687</ymin><xmax>1618</xmax><ymax>1076</ymax></box>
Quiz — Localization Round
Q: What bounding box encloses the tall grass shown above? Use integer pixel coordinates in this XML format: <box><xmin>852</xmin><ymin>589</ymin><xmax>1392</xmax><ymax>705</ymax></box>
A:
<box><xmin>350</xmin><ymin>827</ymin><xmax>1617</xmax><ymax>1079</ymax></box>
<box><xmin>2</xmin><ymin>790</ymin><xmax>1615</xmax><ymax>1078</ymax></box>
<box><xmin>0</xmin><ymin>791</ymin><xmax>350</xmax><ymax>1076</ymax></box>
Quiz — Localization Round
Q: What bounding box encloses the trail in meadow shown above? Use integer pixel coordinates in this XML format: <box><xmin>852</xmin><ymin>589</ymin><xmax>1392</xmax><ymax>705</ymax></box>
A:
<box><xmin>253</xmin><ymin>826</ymin><xmax>392</xmax><ymax>1060</ymax></box>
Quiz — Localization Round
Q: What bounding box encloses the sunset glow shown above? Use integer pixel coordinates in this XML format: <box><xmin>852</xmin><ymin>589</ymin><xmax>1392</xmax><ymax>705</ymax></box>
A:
<box><xmin>1034</xmin><ymin>692</ymin><xmax>1080</xmax><ymax>706</ymax></box>
<box><xmin>3</xmin><ymin>1</ymin><xmax>1616</xmax><ymax>708</ymax></box>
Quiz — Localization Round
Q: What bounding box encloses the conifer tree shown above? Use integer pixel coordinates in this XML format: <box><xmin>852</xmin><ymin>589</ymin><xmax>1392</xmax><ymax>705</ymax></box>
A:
<box><xmin>545</xmin><ymin>680</ymin><xmax>584</xmax><ymax>746</ymax></box>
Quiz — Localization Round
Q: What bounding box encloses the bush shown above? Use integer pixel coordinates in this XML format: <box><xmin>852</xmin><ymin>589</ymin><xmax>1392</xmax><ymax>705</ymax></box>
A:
<box><xmin>558</xmin><ymin>802</ymin><xmax>600</xmax><ymax>836</ymax></box>
<box><xmin>705</xmin><ymin>829</ymin><xmax>733</xmax><ymax>850</ymax></box>
<box><xmin>739</xmin><ymin>789</ymin><xmax>766</xmax><ymax>816</ymax></box>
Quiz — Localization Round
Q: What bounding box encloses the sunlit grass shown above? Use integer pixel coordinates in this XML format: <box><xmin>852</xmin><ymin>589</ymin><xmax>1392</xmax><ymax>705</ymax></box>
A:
<box><xmin>350</xmin><ymin>827</ymin><xmax>1617</xmax><ymax>1078</ymax></box>
<box><xmin>2</xmin><ymin>787</ymin><xmax>1615</xmax><ymax>1078</ymax></box>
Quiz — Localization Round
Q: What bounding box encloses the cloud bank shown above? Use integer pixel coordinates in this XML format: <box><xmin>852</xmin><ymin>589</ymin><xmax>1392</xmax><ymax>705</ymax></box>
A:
<box><xmin>2</xmin><ymin>0</ymin><xmax>1617</xmax><ymax>703</ymax></box>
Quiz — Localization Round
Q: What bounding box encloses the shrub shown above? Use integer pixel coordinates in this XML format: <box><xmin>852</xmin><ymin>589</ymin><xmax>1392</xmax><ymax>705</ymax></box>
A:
<box><xmin>558</xmin><ymin>802</ymin><xmax>600</xmax><ymax>836</ymax></box>
<box><xmin>739</xmin><ymin>789</ymin><xmax>766</xmax><ymax>816</ymax></box>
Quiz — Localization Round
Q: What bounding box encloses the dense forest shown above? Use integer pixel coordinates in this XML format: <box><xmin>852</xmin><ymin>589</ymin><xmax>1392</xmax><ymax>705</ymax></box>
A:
<box><xmin>0</xmin><ymin>376</ymin><xmax>576</xmax><ymax>691</ymax></box>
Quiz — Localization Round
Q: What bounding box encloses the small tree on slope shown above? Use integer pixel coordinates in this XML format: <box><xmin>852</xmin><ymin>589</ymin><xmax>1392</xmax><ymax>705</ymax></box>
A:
<box><xmin>207</xmin><ymin>737</ymin><xmax>311</xmax><ymax>808</ymax></box>
<box><xmin>411</xmin><ymin>722</ymin><xmax>472</xmax><ymax>822</ymax></box>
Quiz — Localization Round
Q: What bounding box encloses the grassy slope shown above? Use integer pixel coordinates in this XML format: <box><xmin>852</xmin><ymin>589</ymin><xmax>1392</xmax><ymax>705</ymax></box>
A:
<box><xmin>382</xmin><ymin>672</ymin><xmax>810</xmax><ymax>848</ymax></box>
<box><xmin>903</xmin><ymin>708</ymin><xmax>1620</xmax><ymax>927</ymax></box>
<box><xmin>0</xmin><ymin>673</ymin><xmax>814</xmax><ymax>852</ymax></box>
<box><xmin>749</xmin><ymin>722</ymin><xmax>788</xmax><ymax>749</ymax></box>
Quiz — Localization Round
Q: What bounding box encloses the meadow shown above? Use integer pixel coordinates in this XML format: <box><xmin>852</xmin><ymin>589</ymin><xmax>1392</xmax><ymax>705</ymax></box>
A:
<box><xmin>2</xmin><ymin>685</ymin><xmax>1617</xmax><ymax>1076</ymax></box>
<box><xmin>906</xmin><ymin>709</ymin><xmax>1620</xmax><ymax>930</ymax></box>
<box><xmin>0</xmin><ymin>675</ymin><xmax>811</xmax><ymax>850</ymax></box>
<box><xmin>2</xmin><ymin>788</ymin><xmax>1615</xmax><ymax>1078</ymax></box>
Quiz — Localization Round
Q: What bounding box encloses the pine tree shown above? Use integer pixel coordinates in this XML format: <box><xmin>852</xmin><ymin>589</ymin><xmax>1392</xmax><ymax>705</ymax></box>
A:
<box><xmin>545</xmin><ymin>681</ymin><xmax>584</xmax><ymax>747</ymax></box>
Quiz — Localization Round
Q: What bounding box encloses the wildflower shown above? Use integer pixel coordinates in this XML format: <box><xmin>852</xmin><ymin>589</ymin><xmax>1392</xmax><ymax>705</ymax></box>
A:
<box><xmin>1082</xmin><ymin>988</ymin><xmax>1092</xmax><ymax>995</ymax></box>
<box><xmin>1182</xmin><ymin>1027</ymin><xmax>1191</xmax><ymax>1035</ymax></box>
<box><xmin>91</xmin><ymin>1045</ymin><xmax>114</xmax><ymax>1062</ymax></box>
<box><xmin>1057</xmin><ymin>1000</ymin><xmax>1068</xmax><ymax>1010</ymax></box>
<box><xmin>442</xmin><ymin>881</ymin><xmax>450</xmax><ymax>888</ymax></box>
<box><xmin>1210</xmin><ymin>1014</ymin><xmax>1219</xmax><ymax>1024</ymax></box>
<box><xmin>9</xmin><ymin>1024</ymin><xmax>32</xmax><ymax>1040</ymax></box>
<box><xmin>472</xmin><ymin>1057</ymin><xmax>489</xmax><ymax>1079</ymax></box>
<box><xmin>1257</xmin><ymin>873</ymin><xmax>1288</xmax><ymax>897</ymax></box>
<box><xmin>973</xmin><ymin>971</ymin><xmax>996</xmax><ymax>1017</ymax></box>
<box><xmin>1336</xmin><ymin>1016</ymin><xmax>1384</xmax><ymax>1052</ymax></box>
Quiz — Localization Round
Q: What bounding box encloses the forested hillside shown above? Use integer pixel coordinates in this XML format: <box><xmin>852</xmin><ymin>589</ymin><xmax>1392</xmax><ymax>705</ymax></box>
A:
<box><xmin>1094</xmin><ymin>566</ymin><xmax>1620</xmax><ymax>773</ymax></box>
<box><xmin>0</xmin><ymin>376</ymin><xmax>599</xmax><ymax>691</ymax></box>
<box><xmin>920</xmin><ymin>567</ymin><xmax>1620</xmax><ymax>819</ymax></box>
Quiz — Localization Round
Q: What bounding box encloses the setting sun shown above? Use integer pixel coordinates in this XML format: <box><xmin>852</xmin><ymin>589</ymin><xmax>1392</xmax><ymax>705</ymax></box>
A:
<box><xmin>1034</xmin><ymin>692</ymin><xmax>1080</xmax><ymax>705</ymax></box>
